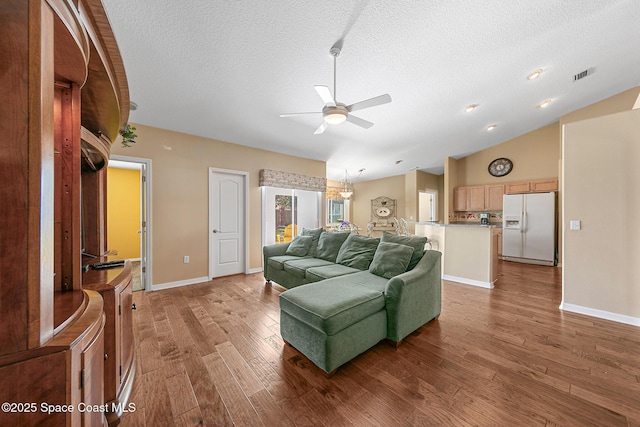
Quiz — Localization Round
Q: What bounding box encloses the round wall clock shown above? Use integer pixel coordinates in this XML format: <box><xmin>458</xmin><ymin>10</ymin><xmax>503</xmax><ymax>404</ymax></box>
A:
<box><xmin>488</xmin><ymin>158</ymin><xmax>513</xmax><ymax>177</ymax></box>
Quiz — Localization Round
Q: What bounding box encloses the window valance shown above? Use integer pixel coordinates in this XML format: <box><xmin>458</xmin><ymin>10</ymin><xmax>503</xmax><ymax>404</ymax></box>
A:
<box><xmin>259</xmin><ymin>169</ymin><xmax>327</xmax><ymax>193</ymax></box>
<box><xmin>325</xmin><ymin>186</ymin><xmax>342</xmax><ymax>199</ymax></box>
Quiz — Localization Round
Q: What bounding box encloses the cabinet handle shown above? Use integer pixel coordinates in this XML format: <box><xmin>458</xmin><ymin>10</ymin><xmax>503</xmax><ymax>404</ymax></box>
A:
<box><xmin>104</xmin><ymin>354</ymin><xmax>108</xmax><ymax>360</ymax></box>
<box><xmin>132</xmin><ymin>303</ymin><xmax>137</xmax><ymax>310</ymax></box>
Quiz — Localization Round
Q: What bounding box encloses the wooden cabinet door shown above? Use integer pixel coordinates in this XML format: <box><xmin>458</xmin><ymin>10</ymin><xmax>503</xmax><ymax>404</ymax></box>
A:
<box><xmin>485</xmin><ymin>185</ymin><xmax>505</xmax><ymax>210</ymax></box>
<box><xmin>506</xmin><ymin>181</ymin><xmax>531</xmax><ymax>194</ymax></box>
<box><xmin>530</xmin><ymin>179</ymin><xmax>558</xmax><ymax>192</ymax></box>
<box><xmin>467</xmin><ymin>186</ymin><xmax>485</xmax><ymax>211</ymax></box>
<box><xmin>119</xmin><ymin>279</ymin><xmax>134</xmax><ymax>389</ymax></box>
<box><xmin>453</xmin><ymin>187</ymin><xmax>467</xmax><ymax>211</ymax></box>
<box><xmin>81</xmin><ymin>325</ymin><xmax>105</xmax><ymax>427</ymax></box>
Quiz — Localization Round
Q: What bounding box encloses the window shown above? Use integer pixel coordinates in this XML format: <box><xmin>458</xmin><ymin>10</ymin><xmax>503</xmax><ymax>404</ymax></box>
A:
<box><xmin>262</xmin><ymin>187</ymin><xmax>321</xmax><ymax>246</ymax></box>
<box><xmin>326</xmin><ymin>198</ymin><xmax>348</xmax><ymax>225</ymax></box>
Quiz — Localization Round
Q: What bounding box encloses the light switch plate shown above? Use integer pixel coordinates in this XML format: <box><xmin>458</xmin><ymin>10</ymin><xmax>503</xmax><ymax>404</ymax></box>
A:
<box><xmin>569</xmin><ymin>220</ymin><xmax>581</xmax><ymax>231</ymax></box>
<box><xmin>183</xmin><ymin>255</ymin><xmax>190</xmax><ymax>263</ymax></box>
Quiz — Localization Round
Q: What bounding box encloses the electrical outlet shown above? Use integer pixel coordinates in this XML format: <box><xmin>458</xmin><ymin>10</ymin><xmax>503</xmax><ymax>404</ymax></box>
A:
<box><xmin>183</xmin><ymin>256</ymin><xmax>189</xmax><ymax>263</ymax></box>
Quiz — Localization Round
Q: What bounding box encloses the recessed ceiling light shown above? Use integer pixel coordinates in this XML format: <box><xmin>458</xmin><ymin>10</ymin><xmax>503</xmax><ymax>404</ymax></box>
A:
<box><xmin>537</xmin><ymin>99</ymin><xmax>552</xmax><ymax>108</ymax></box>
<box><xmin>486</xmin><ymin>124</ymin><xmax>497</xmax><ymax>131</ymax></box>
<box><xmin>527</xmin><ymin>69</ymin><xmax>543</xmax><ymax>80</ymax></box>
<box><xmin>465</xmin><ymin>104</ymin><xmax>478</xmax><ymax>112</ymax></box>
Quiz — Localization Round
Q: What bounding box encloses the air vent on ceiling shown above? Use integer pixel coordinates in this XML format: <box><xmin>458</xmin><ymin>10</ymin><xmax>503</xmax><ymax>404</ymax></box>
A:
<box><xmin>573</xmin><ymin>68</ymin><xmax>594</xmax><ymax>82</ymax></box>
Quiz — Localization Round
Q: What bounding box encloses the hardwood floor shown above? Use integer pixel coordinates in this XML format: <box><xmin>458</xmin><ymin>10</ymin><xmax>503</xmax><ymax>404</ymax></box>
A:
<box><xmin>120</xmin><ymin>261</ymin><xmax>640</xmax><ymax>426</ymax></box>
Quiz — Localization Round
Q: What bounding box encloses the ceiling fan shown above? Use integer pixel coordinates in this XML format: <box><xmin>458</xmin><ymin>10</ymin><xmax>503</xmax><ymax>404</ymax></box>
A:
<box><xmin>280</xmin><ymin>46</ymin><xmax>392</xmax><ymax>134</ymax></box>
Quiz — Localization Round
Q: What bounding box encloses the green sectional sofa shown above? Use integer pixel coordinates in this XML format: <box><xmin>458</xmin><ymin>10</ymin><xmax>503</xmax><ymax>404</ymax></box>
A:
<box><xmin>263</xmin><ymin>229</ymin><xmax>442</xmax><ymax>374</ymax></box>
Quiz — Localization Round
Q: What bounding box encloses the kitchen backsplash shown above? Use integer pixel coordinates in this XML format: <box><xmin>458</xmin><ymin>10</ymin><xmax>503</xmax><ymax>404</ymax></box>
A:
<box><xmin>449</xmin><ymin>211</ymin><xmax>503</xmax><ymax>223</ymax></box>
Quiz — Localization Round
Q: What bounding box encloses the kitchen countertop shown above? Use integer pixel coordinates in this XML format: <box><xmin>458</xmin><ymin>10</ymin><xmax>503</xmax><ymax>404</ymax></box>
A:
<box><xmin>415</xmin><ymin>221</ymin><xmax>501</xmax><ymax>228</ymax></box>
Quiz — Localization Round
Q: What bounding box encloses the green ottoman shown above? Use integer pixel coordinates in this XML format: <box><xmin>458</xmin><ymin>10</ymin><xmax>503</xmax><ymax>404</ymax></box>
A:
<box><xmin>279</xmin><ymin>279</ymin><xmax>387</xmax><ymax>375</ymax></box>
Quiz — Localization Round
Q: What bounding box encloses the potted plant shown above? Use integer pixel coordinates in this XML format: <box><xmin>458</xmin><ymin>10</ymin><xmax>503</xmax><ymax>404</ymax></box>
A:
<box><xmin>120</xmin><ymin>123</ymin><xmax>137</xmax><ymax>147</ymax></box>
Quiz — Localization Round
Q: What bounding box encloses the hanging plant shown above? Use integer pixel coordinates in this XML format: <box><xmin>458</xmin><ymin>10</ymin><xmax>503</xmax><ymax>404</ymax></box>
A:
<box><xmin>120</xmin><ymin>123</ymin><xmax>137</xmax><ymax>147</ymax></box>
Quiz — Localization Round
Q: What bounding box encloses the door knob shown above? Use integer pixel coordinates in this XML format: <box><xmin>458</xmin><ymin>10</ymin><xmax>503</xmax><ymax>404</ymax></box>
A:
<box><xmin>212</xmin><ymin>229</ymin><xmax>219</xmax><ymax>233</ymax></box>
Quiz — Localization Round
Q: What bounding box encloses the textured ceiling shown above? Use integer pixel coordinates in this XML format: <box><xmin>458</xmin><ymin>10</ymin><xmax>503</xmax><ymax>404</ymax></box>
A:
<box><xmin>102</xmin><ymin>0</ymin><xmax>640</xmax><ymax>182</ymax></box>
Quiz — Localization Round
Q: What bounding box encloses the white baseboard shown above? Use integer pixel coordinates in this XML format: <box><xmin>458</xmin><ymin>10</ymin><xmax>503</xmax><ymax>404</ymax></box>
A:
<box><xmin>559</xmin><ymin>302</ymin><xmax>640</xmax><ymax>327</ymax></box>
<box><xmin>151</xmin><ymin>276</ymin><xmax>209</xmax><ymax>292</ymax></box>
<box><xmin>247</xmin><ymin>267</ymin><xmax>263</xmax><ymax>274</ymax></box>
<box><xmin>443</xmin><ymin>274</ymin><xmax>494</xmax><ymax>289</ymax></box>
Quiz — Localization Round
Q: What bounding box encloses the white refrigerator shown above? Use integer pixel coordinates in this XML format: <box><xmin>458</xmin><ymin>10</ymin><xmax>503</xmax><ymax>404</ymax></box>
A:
<box><xmin>502</xmin><ymin>192</ymin><xmax>556</xmax><ymax>266</ymax></box>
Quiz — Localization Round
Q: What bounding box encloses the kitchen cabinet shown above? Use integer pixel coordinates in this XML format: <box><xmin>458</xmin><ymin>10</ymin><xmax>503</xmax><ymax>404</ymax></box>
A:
<box><xmin>467</xmin><ymin>186</ymin><xmax>486</xmax><ymax>211</ymax></box>
<box><xmin>454</xmin><ymin>187</ymin><xmax>468</xmax><ymax>211</ymax></box>
<box><xmin>505</xmin><ymin>181</ymin><xmax>531</xmax><ymax>194</ymax></box>
<box><xmin>485</xmin><ymin>184</ymin><xmax>505</xmax><ymax>211</ymax></box>
<box><xmin>530</xmin><ymin>179</ymin><xmax>558</xmax><ymax>192</ymax></box>
<box><xmin>506</xmin><ymin>179</ymin><xmax>558</xmax><ymax>194</ymax></box>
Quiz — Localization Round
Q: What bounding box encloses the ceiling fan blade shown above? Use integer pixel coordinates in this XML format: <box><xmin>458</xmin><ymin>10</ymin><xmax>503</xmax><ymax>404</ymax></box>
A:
<box><xmin>346</xmin><ymin>114</ymin><xmax>374</xmax><ymax>129</ymax></box>
<box><xmin>314</xmin><ymin>85</ymin><xmax>336</xmax><ymax>107</ymax></box>
<box><xmin>346</xmin><ymin>94</ymin><xmax>392</xmax><ymax>112</ymax></box>
<box><xmin>314</xmin><ymin>122</ymin><xmax>328</xmax><ymax>135</ymax></box>
<box><xmin>280</xmin><ymin>112</ymin><xmax>321</xmax><ymax>117</ymax></box>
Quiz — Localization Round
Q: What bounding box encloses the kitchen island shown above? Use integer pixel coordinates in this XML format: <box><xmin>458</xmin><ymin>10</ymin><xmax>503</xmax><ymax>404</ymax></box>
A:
<box><xmin>415</xmin><ymin>222</ymin><xmax>500</xmax><ymax>288</ymax></box>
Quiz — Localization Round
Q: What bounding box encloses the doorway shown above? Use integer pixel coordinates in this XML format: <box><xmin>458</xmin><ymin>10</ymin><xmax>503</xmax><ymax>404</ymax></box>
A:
<box><xmin>108</xmin><ymin>156</ymin><xmax>152</xmax><ymax>291</ymax></box>
<box><xmin>208</xmin><ymin>168</ymin><xmax>249</xmax><ymax>278</ymax></box>
<box><xmin>419</xmin><ymin>189</ymin><xmax>438</xmax><ymax>222</ymax></box>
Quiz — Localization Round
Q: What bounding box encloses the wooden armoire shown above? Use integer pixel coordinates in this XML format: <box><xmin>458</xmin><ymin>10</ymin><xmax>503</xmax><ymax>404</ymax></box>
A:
<box><xmin>0</xmin><ymin>0</ymin><xmax>135</xmax><ymax>425</ymax></box>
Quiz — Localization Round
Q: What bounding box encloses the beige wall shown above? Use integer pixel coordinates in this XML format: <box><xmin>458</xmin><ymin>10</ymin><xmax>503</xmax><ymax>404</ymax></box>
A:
<box><xmin>352</xmin><ymin>174</ymin><xmax>405</xmax><ymax>234</ymax></box>
<box><xmin>110</xmin><ymin>124</ymin><xmax>325</xmax><ymax>286</ymax></box>
<box><xmin>456</xmin><ymin>122</ymin><xmax>560</xmax><ymax>186</ymax></box>
<box><xmin>562</xmin><ymin>108</ymin><xmax>640</xmax><ymax>319</ymax></box>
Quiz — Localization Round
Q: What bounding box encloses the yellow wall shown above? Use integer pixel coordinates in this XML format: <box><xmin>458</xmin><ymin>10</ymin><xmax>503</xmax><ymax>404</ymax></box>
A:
<box><xmin>562</xmin><ymin>108</ymin><xmax>640</xmax><ymax>319</ymax></box>
<box><xmin>110</xmin><ymin>124</ymin><xmax>325</xmax><ymax>286</ymax></box>
<box><xmin>107</xmin><ymin>168</ymin><xmax>141</xmax><ymax>260</ymax></box>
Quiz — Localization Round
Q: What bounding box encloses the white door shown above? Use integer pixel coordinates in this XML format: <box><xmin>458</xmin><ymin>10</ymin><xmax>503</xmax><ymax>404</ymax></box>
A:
<box><xmin>209</xmin><ymin>169</ymin><xmax>246</xmax><ymax>278</ymax></box>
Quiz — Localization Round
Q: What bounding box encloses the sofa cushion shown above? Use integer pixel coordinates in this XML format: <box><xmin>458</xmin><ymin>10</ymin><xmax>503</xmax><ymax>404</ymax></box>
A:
<box><xmin>337</xmin><ymin>270</ymin><xmax>390</xmax><ymax>293</ymax></box>
<box><xmin>283</xmin><ymin>258</ymin><xmax>335</xmax><ymax>279</ymax></box>
<box><xmin>381</xmin><ymin>232</ymin><xmax>427</xmax><ymax>270</ymax></box>
<box><xmin>306</xmin><ymin>264</ymin><xmax>361</xmax><ymax>282</ymax></box>
<box><xmin>335</xmin><ymin>234</ymin><xmax>380</xmax><ymax>270</ymax></box>
<box><xmin>301</xmin><ymin>227</ymin><xmax>324</xmax><ymax>257</ymax></box>
<box><xmin>315</xmin><ymin>232</ymin><xmax>350</xmax><ymax>262</ymax></box>
<box><xmin>267</xmin><ymin>255</ymin><xmax>304</xmax><ymax>271</ymax></box>
<box><xmin>286</xmin><ymin>235</ymin><xmax>313</xmax><ymax>256</ymax></box>
<box><xmin>279</xmin><ymin>281</ymin><xmax>385</xmax><ymax>335</ymax></box>
<box><xmin>369</xmin><ymin>242</ymin><xmax>415</xmax><ymax>279</ymax></box>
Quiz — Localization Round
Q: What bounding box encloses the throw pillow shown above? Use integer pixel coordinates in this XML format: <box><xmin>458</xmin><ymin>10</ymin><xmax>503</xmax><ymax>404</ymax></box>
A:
<box><xmin>381</xmin><ymin>231</ymin><xmax>428</xmax><ymax>270</ymax></box>
<box><xmin>285</xmin><ymin>235</ymin><xmax>313</xmax><ymax>257</ymax></box>
<box><xmin>369</xmin><ymin>242</ymin><xmax>414</xmax><ymax>279</ymax></box>
<box><xmin>301</xmin><ymin>227</ymin><xmax>324</xmax><ymax>257</ymax></box>
<box><xmin>315</xmin><ymin>232</ymin><xmax>350</xmax><ymax>262</ymax></box>
<box><xmin>335</xmin><ymin>234</ymin><xmax>380</xmax><ymax>270</ymax></box>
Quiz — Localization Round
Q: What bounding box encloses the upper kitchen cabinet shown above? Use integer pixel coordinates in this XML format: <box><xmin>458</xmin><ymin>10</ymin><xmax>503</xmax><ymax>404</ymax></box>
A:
<box><xmin>484</xmin><ymin>184</ymin><xmax>505</xmax><ymax>211</ymax></box>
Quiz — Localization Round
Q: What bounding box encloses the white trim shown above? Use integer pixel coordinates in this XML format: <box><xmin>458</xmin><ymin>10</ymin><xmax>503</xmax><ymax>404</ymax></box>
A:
<box><xmin>151</xmin><ymin>276</ymin><xmax>209</xmax><ymax>292</ymax></box>
<box><xmin>443</xmin><ymin>274</ymin><xmax>494</xmax><ymax>289</ymax></box>
<box><xmin>109</xmin><ymin>155</ymin><xmax>153</xmax><ymax>291</ymax></box>
<box><xmin>208</xmin><ymin>168</ymin><xmax>250</xmax><ymax>278</ymax></box>
<box><xmin>559</xmin><ymin>302</ymin><xmax>640</xmax><ymax>327</ymax></box>
<box><xmin>248</xmin><ymin>267</ymin><xmax>263</xmax><ymax>274</ymax></box>
<box><xmin>126</xmin><ymin>258</ymin><xmax>141</xmax><ymax>262</ymax></box>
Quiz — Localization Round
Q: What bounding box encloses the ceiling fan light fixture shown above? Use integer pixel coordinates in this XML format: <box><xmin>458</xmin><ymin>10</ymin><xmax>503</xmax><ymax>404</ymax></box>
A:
<box><xmin>325</xmin><ymin>112</ymin><xmax>347</xmax><ymax>124</ymax></box>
